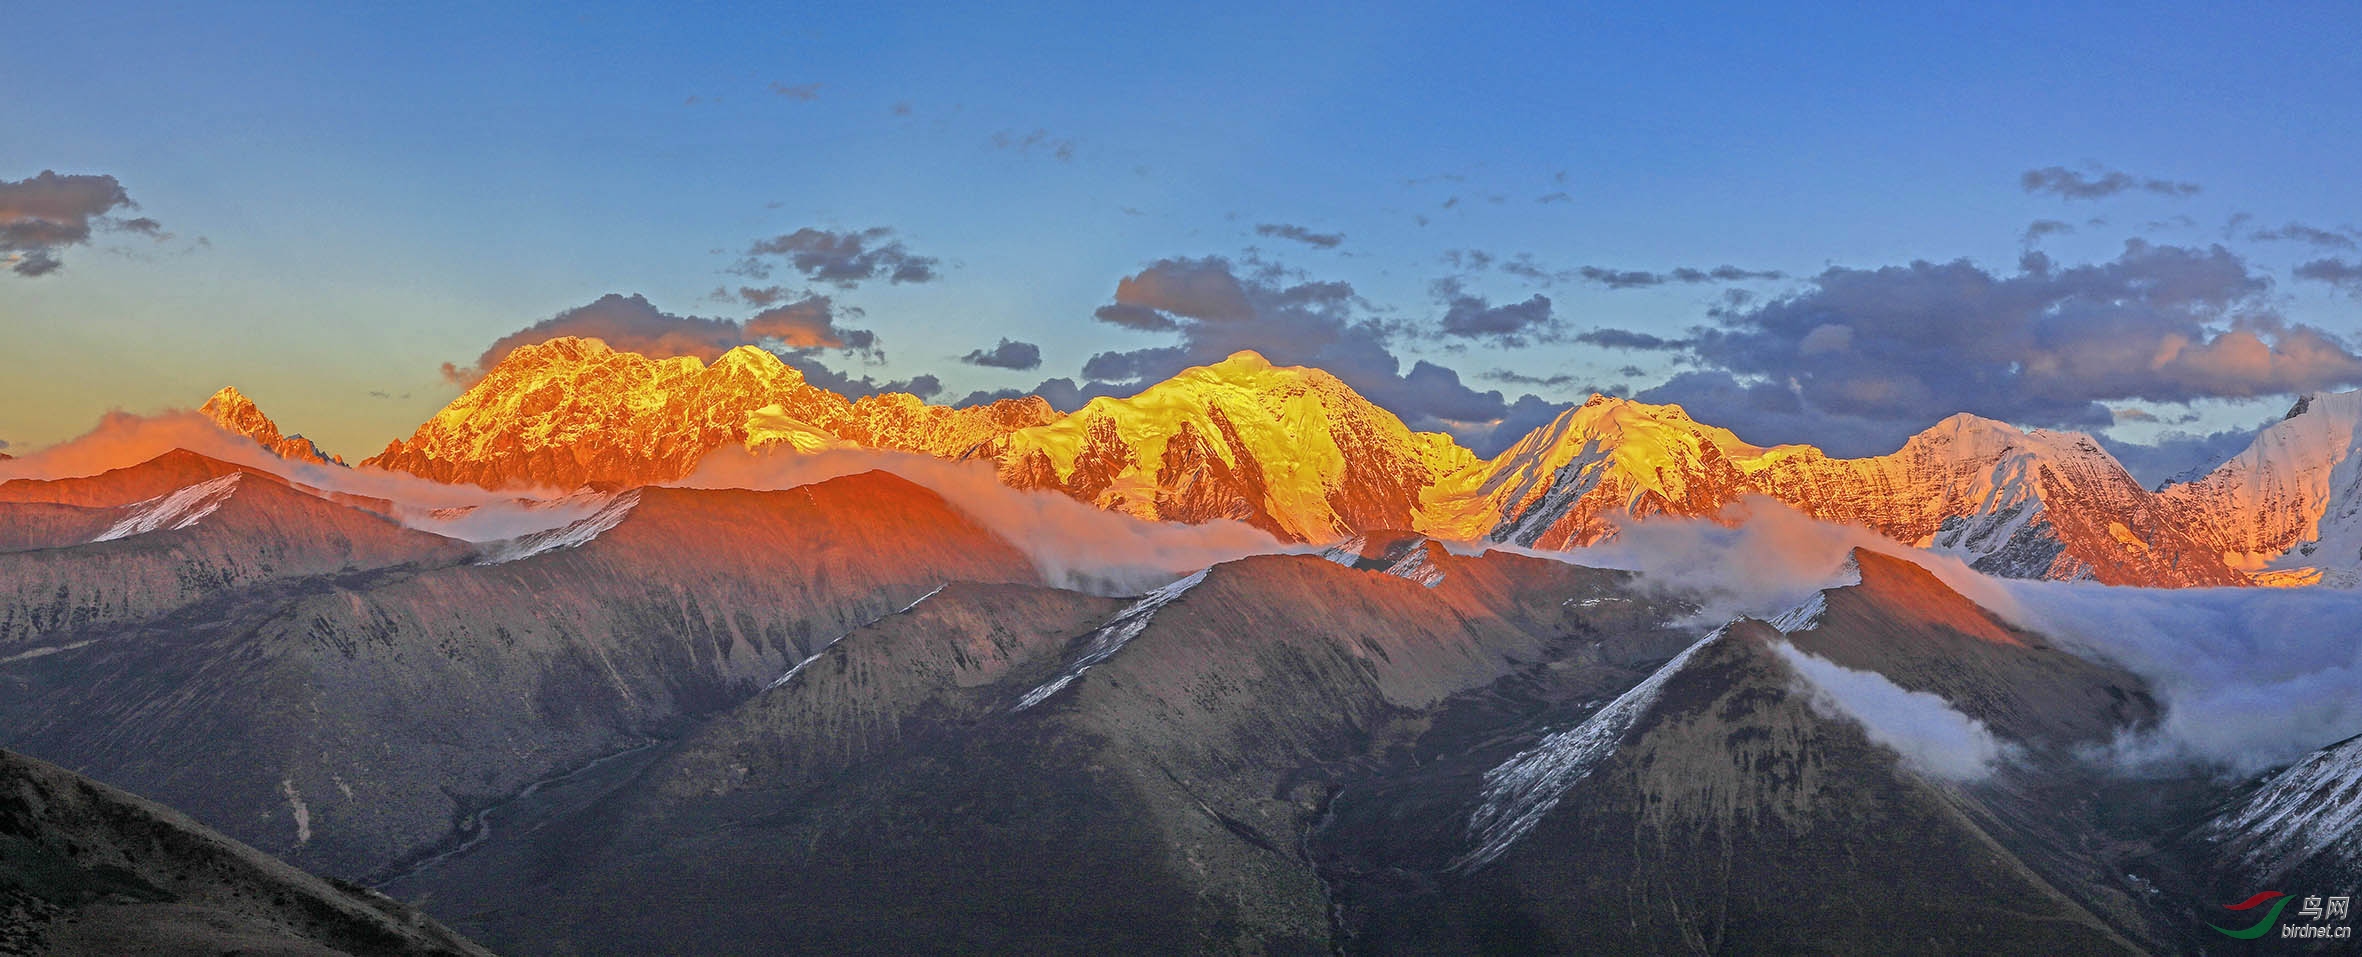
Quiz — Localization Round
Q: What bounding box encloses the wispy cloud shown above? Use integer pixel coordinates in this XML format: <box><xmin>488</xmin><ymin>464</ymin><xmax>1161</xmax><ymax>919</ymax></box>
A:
<box><xmin>2019</xmin><ymin>164</ymin><xmax>2201</xmax><ymax>200</ymax></box>
<box><xmin>990</xmin><ymin>128</ymin><xmax>1076</xmax><ymax>161</ymax></box>
<box><xmin>1253</xmin><ymin>223</ymin><xmax>1343</xmax><ymax>249</ymax></box>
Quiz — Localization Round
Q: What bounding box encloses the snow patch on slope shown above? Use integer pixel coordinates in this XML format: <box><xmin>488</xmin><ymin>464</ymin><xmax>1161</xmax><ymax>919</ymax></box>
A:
<box><xmin>2207</xmin><ymin>734</ymin><xmax>2362</xmax><ymax>881</ymax></box>
<box><xmin>1014</xmin><ymin>568</ymin><xmax>1210</xmax><ymax>711</ymax></box>
<box><xmin>1453</xmin><ymin>629</ymin><xmax>1722</xmax><ymax>871</ymax></box>
<box><xmin>92</xmin><ymin>473</ymin><xmax>243</xmax><ymax>542</ymax></box>
<box><xmin>769</xmin><ymin>584</ymin><xmax>948</xmax><ymax>690</ymax></box>
<box><xmin>477</xmin><ymin>490</ymin><xmax>640</xmax><ymax>563</ymax></box>
<box><xmin>1318</xmin><ymin>534</ymin><xmax>1447</xmax><ymax>587</ymax></box>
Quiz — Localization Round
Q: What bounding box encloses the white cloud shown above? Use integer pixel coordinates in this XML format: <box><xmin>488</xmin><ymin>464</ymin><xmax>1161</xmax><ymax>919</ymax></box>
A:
<box><xmin>1769</xmin><ymin>640</ymin><xmax>2010</xmax><ymax>781</ymax></box>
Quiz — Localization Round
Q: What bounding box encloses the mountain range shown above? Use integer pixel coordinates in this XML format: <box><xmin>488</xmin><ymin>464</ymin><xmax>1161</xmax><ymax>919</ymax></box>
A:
<box><xmin>5</xmin><ymin>337</ymin><xmax>2360</xmax><ymax>953</ymax></box>
<box><xmin>177</xmin><ymin>335</ymin><xmax>2362</xmax><ymax>590</ymax></box>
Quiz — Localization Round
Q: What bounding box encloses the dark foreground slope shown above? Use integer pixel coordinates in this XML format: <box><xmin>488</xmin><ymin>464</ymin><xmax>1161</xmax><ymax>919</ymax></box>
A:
<box><xmin>0</xmin><ymin>746</ymin><xmax>488</xmax><ymax>957</ymax></box>
<box><xmin>392</xmin><ymin>539</ymin><xmax>2232</xmax><ymax>955</ymax></box>
<box><xmin>387</xmin><ymin>534</ymin><xmax>1702</xmax><ymax>954</ymax></box>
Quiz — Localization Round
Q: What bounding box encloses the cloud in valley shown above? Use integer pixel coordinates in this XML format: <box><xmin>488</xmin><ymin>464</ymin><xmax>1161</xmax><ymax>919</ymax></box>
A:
<box><xmin>0</xmin><ymin>409</ymin><xmax>580</xmax><ymax>527</ymax></box>
<box><xmin>1496</xmin><ymin>500</ymin><xmax>2362</xmax><ymax>776</ymax></box>
<box><xmin>1</xmin><ymin>170</ymin><xmax>156</xmax><ymax>277</ymax></box>
<box><xmin>1769</xmin><ymin>641</ymin><xmax>2010</xmax><ymax>780</ymax></box>
<box><xmin>2001</xmin><ymin>580</ymin><xmax>2362</xmax><ymax>774</ymax></box>
<box><xmin>678</xmin><ymin>445</ymin><xmax>1294</xmax><ymax>595</ymax></box>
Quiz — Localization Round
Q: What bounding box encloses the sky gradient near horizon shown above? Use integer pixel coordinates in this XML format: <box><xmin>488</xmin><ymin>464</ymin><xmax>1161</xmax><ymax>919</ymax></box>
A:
<box><xmin>7</xmin><ymin>1</ymin><xmax>2362</xmax><ymax>481</ymax></box>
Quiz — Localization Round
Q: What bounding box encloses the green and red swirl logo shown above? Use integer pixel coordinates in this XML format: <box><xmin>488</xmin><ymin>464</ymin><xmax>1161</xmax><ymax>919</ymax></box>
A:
<box><xmin>2212</xmin><ymin>891</ymin><xmax>2293</xmax><ymax>939</ymax></box>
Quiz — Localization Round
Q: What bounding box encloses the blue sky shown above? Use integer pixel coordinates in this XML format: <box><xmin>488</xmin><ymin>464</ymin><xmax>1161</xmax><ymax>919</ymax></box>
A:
<box><xmin>6</xmin><ymin>1</ymin><xmax>2361</xmax><ymax>476</ymax></box>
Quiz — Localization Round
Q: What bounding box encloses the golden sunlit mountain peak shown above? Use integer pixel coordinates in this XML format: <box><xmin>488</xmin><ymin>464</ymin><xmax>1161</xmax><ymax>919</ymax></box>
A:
<box><xmin>199</xmin><ymin>385</ymin><xmax>342</xmax><ymax>466</ymax></box>
<box><xmin>978</xmin><ymin>351</ymin><xmax>1477</xmax><ymax>543</ymax></box>
<box><xmin>364</xmin><ymin>335</ymin><xmax>1055</xmax><ymax>490</ymax></box>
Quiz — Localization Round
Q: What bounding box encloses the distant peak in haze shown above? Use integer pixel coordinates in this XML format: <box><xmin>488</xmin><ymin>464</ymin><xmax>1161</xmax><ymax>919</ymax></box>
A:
<box><xmin>199</xmin><ymin>386</ymin><xmax>343</xmax><ymax>466</ymax></box>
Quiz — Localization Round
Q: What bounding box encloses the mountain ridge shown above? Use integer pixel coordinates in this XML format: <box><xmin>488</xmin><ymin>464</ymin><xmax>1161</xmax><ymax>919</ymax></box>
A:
<box><xmin>123</xmin><ymin>336</ymin><xmax>2362</xmax><ymax>587</ymax></box>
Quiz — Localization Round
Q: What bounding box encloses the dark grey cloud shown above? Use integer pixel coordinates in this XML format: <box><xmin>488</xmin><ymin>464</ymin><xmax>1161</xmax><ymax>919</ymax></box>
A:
<box><xmin>1103</xmin><ymin>256</ymin><xmax>1255</xmax><ymax>322</ymax></box>
<box><xmin>732</xmin><ymin>285</ymin><xmax>797</xmax><ymax>307</ymax></box>
<box><xmin>745</xmin><ymin>295</ymin><xmax>878</xmax><ymax>358</ymax></box>
<box><xmin>1578</xmin><ymin>264</ymin><xmax>1786</xmax><ymax>288</ymax></box>
<box><xmin>1637</xmin><ymin>241</ymin><xmax>2362</xmax><ymax>455</ymax></box>
<box><xmin>2294</xmin><ymin>257</ymin><xmax>2362</xmax><ymax>292</ymax></box>
<box><xmin>1457</xmin><ymin>394</ymin><xmax>1576</xmax><ymax>458</ymax></box>
<box><xmin>440</xmin><ymin>292</ymin><xmax>883</xmax><ymax>384</ymax></box>
<box><xmin>2021</xmin><ymin>219</ymin><xmax>2076</xmax><ymax>245</ymax></box>
<box><xmin>1483</xmin><ymin>369</ymin><xmax>1579</xmax><ymax>388</ymax></box>
<box><xmin>2101</xmin><ymin>424</ymin><xmax>2267</xmax><ymax>489</ymax></box>
<box><xmin>2250</xmin><ymin>222</ymin><xmax>2357</xmax><ymax>249</ymax></box>
<box><xmin>769</xmin><ymin>82</ymin><xmax>822</xmax><ymax>101</ymax></box>
<box><xmin>733</xmin><ymin>227</ymin><xmax>939</xmax><ymax>287</ymax></box>
<box><xmin>1574</xmin><ymin>327</ymin><xmax>1686</xmax><ymax>350</ymax></box>
<box><xmin>10</xmin><ymin>250</ymin><xmax>62</xmax><ymax>277</ymax></box>
<box><xmin>782</xmin><ymin>355</ymin><xmax>941</xmax><ymax>400</ymax></box>
<box><xmin>1</xmin><ymin>170</ymin><xmax>152</xmax><ymax>277</ymax></box>
<box><xmin>956</xmin><ymin>378</ymin><xmax>1084</xmax><ymax>411</ymax></box>
<box><xmin>1049</xmin><ymin>255</ymin><xmax>1527</xmax><ymax>429</ymax></box>
<box><xmin>1638</xmin><ymin>371</ymin><xmax>1906</xmax><ymax>454</ymax></box>
<box><xmin>1441</xmin><ymin>249</ymin><xmax>1494</xmax><ymax>272</ymax></box>
<box><xmin>1254</xmin><ymin>223</ymin><xmax>1344</xmax><ymax>249</ymax></box>
<box><xmin>2020</xmin><ymin>165</ymin><xmax>2201</xmax><ymax>200</ymax></box>
<box><xmin>960</xmin><ymin>338</ymin><xmax>1044</xmax><ymax>370</ymax></box>
<box><xmin>990</xmin><ymin>128</ymin><xmax>1076</xmax><ymax>161</ymax></box>
<box><xmin>1434</xmin><ymin>278</ymin><xmax>1557</xmax><ymax>346</ymax></box>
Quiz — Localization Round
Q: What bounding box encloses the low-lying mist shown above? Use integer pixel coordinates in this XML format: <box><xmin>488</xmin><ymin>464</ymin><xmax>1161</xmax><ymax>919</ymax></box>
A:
<box><xmin>1485</xmin><ymin>496</ymin><xmax>2362</xmax><ymax>777</ymax></box>
<box><xmin>680</xmin><ymin>445</ymin><xmax>1297</xmax><ymax>595</ymax></box>
<box><xmin>0</xmin><ymin>411</ymin><xmax>621</xmax><ymax>543</ymax></box>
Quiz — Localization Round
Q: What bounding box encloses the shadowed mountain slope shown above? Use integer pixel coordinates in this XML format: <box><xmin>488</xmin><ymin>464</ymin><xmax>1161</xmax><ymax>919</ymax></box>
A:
<box><xmin>0</xmin><ymin>746</ymin><xmax>490</xmax><ymax>957</ymax></box>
